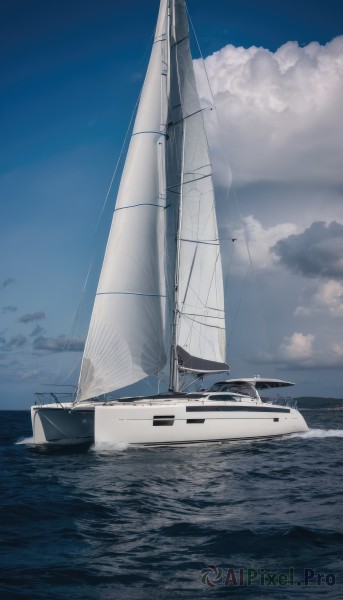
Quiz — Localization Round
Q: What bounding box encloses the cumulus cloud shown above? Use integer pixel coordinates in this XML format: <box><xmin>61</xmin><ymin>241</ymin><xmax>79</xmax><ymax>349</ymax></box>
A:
<box><xmin>196</xmin><ymin>36</ymin><xmax>343</xmax><ymax>187</ymax></box>
<box><xmin>273</xmin><ymin>221</ymin><xmax>343</xmax><ymax>279</ymax></box>
<box><xmin>233</xmin><ymin>215</ymin><xmax>297</xmax><ymax>268</ymax></box>
<box><xmin>295</xmin><ymin>280</ymin><xmax>343</xmax><ymax>317</ymax></box>
<box><xmin>17</xmin><ymin>368</ymin><xmax>41</xmax><ymax>381</ymax></box>
<box><xmin>33</xmin><ymin>335</ymin><xmax>85</xmax><ymax>352</ymax></box>
<box><xmin>332</xmin><ymin>343</ymin><xmax>343</xmax><ymax>357</ymax></box>
<box><xmin>3</xmin><ymin>335</ymin><xmax>27</xmax><ymax>351</ymax></box>
<box><xmin>280</xmin><ymin>332</ymin><xmax>315</xmax><ymax>360</ymax></box>
<box><xmin>1</xmin><ymin>278</ymin><xmax>15</xmax><ymax>290</ymax></box>
<box><xmin>18</xmin><ymin>311</ymin><xmax>46</xmax><ymax>324</ymax></box>
<box><xmin>30</xmin><ymin>325</ymin><xmax>44</xmax><ymax>337</ymax></box>
<box><xmin>255</xmin><ymin>332</ymin><xmax>343</xmax><ymax>369</ymax></box>
<box><xmin>2</xmin><ymin>306</ymin><xmax>17</xmax><ymax>314</ymax></box>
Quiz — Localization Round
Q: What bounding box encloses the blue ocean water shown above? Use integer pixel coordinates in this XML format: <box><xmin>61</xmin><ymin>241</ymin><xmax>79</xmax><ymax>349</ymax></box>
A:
<box><xmin>0</xmin><ymin>409</ymin><xmax>342</xmax><ymax>600</ymax></box>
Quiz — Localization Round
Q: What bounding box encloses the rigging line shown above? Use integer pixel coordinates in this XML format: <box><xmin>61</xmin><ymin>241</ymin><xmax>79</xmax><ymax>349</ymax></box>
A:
<box><xmin>181</xmin><ymin>311</ymin><xmax>225</xmax><ymax>320</ymax></box>
<box><xmin>183</xmin><ymin>315</ymin><xmax>226</xmax><ymax>331</ymax></box>
<box><xmin>114</xmin><ymin>202</ymin><xmax>165</xmax><ymax>212</ymax></box>
<box><xmin>170</xmin><ymin>34</ymin><xmax>190</xmax><ymax>49</ymax></box>
<box><xmin>55</xmin><ymin>98</ymin><xmax>140</xmax><ymax>386</ymax></box>
<box><xmin>188</xmin><ymin>163</ymin><xmax>211</xmax><ymax>172</ymax></box>
<box><xmin>182</xmin><ymin>245</ymin><xmax>198</xmax><ymax>306</ymax></box>
<box><xmin>187</xmin><ymin>6</ymin><xmax>233</xmax><ymax>199</ymax></box>
<box><xmin>180</xmin><ymin>238</ymin><xmax>219</xmax><ymax>245</ymax></box>
<box><xmin>188</xmin><ymin>7</ymin><xmax>234</xmax><ymax>322</ymax></box>
<box><xmin>58</xmin><ymin>20</ymin><xmax>161</xmax><ymax>388</ymax></box>
<box><xmin>224</xmin><ymin>239</ymin><xmax>235</xmax><ymax>300</ymax></box>
<box><xmin>166</xmin><ymin>172</ymin><xmax>211</xmax><ymax>193</ymax></box>
<box><xmin>183</xmin><ymin>172</ymin><xmax>211</xmax><ymax>184</ymax></box>
<box><xmin>227</xmin><ymin>265</ymin><xmax>250</xmax><ymax>350</ymax></box>
<box><xmin>169</xmin><ymin>106</ymin><xmax>209</xmax><ymax>128</ymax></box>
<box><xmin>232</xmin><ymin>188</ymin><xmax>272</xmax><ymax>354</ymax></box>
<box><xmin>189</xmin><ymin>9</ymin><xmax>273</xmax><ymax>360</ymax></box>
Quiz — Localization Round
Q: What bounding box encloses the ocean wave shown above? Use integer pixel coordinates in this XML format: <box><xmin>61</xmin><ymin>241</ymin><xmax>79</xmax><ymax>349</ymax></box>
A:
<box><xmin>289</xmin><ymin>428</ymin><xmax>343</xmax><ymax>439</ymax></box>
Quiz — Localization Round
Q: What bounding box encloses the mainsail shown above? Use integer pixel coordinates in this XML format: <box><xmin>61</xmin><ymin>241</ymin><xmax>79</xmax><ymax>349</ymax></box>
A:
<box><xmin>77</xmin><ymin>0</ymin><xmax>228</xmax><ymax>402</ymax></box>
<box><xmin>167</xmin><ymin>0</ymin><xmax>228</xmax><ymax>388</ymax></box>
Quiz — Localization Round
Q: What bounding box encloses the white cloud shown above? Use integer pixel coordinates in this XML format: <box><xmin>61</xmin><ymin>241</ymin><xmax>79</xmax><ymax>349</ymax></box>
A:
<box><xmin>269</xmin><ymin>332</ymin><xmax>343</xmax><ymax>369</ymax></box>
<box><xmin>196</xmin><ymin>36</ymin><xmax>343</xmax><ymax>187</ymax></box>
<box><xmin>232</xmin><ymin>214</ymin><xmax>297</xmax><ymax>268</ymax></box>
<box><xmin>332</xmin><ymin>342</ymin><xmax>343</xmax><ymax>357</ymax></box>
<box><xmin>280</xmin><ymin>332</ymin><xmax>315</xmax><ymax>360</ymax></box>
<box><xmin>33</xmin><ymin>335</ymin><xmax>85</xmax><ymax>353</ymax></box>
<box><xmin>18</xmin><ymin>311</ymin><xmax>46</xmax><ymax>324</ymax></box>
<box><xmin>295</xmin><ymin>280</ymin><xmax>343</xmax><ymax>317</ymax></box>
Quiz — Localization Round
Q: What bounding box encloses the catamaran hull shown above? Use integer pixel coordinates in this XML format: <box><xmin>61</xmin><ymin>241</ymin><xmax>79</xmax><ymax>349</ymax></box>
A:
<box><xmin>31</xmin><ymin>401</ymin><xmax>308</xmax><ymax>446</ymax></box>
<box><xmin>31</xmin><ymin>404</ymin><xmax>94</xmax><ymax>445</ymax></box>
<box><xmin>94</xmin><ymin>404</ymin><xmax>308</xmax><ymax>446</ymax></box>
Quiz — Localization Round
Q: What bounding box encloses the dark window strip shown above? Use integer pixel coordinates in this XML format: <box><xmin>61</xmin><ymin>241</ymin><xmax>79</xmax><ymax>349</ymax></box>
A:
<box><xmin>186</xmin><ymin>406</ymin><xmax>290</xmax><ymax>414</ymax></box>
<box><xmin>153</xmin><ymin>420</ymin><xmax>174</xmax><ymax>427</ymax></box>
<box><xmin>153</xmin><ymin>415</ymin><xmax>175</xmax><ymax>419</ymax></box>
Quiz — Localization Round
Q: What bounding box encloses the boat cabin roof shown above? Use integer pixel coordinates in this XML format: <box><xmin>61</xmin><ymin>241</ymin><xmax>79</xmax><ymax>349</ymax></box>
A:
<box><xmin>213</xmin><ymin>377</ymin><xmax>294</xmax><ymax>389</ymax></box>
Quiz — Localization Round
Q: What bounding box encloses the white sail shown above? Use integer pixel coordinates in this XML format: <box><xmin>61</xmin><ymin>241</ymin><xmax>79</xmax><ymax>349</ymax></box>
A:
<box><xmin>77</xmin><ymin>1</ymin><xmax>169</xmax><ymax>401</ymax></box>
<box><xmin>167</xmin><ymin>0</ymin><xmax>228</xmax><ymax>375</ymax></box>
<box><xmin>77</xmin><ymin>0</ymin><xmax>227</xmax><ymax>402</ymax></box>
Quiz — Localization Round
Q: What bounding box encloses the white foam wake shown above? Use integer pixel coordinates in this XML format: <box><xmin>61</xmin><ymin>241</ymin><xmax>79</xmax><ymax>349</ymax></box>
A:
<box><xmin>91</xmin><ymin>441</ymin><xmax>129</xmax><ymax>453</ymax></box>
<box><xmin>15</xmin><ymin>436</ymin><xmax>34</xmax><ymax>445</ymax></box>
<box><xmin>290</xmin><ymin>428</ymin><xmax>343</xmax><ymax>439</ymax></box>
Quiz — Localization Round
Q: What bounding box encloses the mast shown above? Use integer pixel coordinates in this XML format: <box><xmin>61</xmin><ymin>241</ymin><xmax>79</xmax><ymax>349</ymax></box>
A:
<box><xmin>169</xmin><ymin>102</ymin><xmax>185</xmax><ymax>393</ymax></box>
<box><xmin>168</xmin><ymin>0</ymin><xmax>183</xmax><ymax>393</ymax></box>
<box><xmin>168</xmin><ymin>0</ymin><xmax>178</xmax><ymax>393</ymax></box>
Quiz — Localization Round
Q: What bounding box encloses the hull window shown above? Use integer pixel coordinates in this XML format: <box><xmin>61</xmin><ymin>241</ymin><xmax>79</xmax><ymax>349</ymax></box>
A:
<box><xmin>153</xmin><ymin>416</ymin><xmax>175</xmax><ymax>426</ymax></box>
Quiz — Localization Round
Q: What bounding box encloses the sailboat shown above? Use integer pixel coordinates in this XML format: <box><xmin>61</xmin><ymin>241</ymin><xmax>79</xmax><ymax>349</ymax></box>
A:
<box><xmin>31</xmin><ymin>0</ymin><xmax>308</xmax><ymax>445</ymax></box>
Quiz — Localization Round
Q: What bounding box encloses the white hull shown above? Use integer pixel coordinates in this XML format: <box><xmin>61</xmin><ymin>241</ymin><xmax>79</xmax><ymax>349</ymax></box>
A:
<box><xmin>94</xmin><ymin>398</ymin><xmax>308</xmax><ymax>446</ymax></box>
<box><xmin>31</xmin><ymin>396</ymin><xmax>308</xmax><ymax>446</ymax></box>
<box><xmin>31</xmin><ymin>403</ymin><xmax>94</xmax><ymax>445</ymax></box>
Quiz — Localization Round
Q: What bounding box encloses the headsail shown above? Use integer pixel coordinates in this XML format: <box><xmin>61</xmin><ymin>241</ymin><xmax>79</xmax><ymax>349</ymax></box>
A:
<box><xmin>77</xmin><ymin>1</ymin><xmax>169</xmax><ymax>402</ymax></box>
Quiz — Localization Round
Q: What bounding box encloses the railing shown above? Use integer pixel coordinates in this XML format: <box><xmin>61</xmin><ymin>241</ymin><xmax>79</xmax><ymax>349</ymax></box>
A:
<box><xmin>263</xmin><ymin>396</ymin><xmax>298</xmax><ymax>409</ymax></box>
<box><xmin>34</xmin><ymin>392</ymin><xmax>76</xmax><ymax>406</ymax></box>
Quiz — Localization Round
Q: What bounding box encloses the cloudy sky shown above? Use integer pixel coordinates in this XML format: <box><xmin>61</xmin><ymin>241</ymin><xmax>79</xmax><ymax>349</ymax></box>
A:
<box><xmin>1</xmin><ymin>0</ymin><xmax>342</xmax><ymax>408</ymax></box>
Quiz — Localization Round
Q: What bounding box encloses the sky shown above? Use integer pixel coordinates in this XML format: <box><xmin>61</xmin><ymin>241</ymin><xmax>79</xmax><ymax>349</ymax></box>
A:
<box><xmin>1</xmin><ymin>0</ymin><xmax>343</xmax><ymax>408</ymax></box>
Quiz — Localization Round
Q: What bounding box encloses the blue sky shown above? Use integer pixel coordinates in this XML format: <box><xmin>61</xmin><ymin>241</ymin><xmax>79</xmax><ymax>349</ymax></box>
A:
<box><xmin>1</xmin><ymin>0</ymin><xmax>343</xmax><ymax>408</ymax></box>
